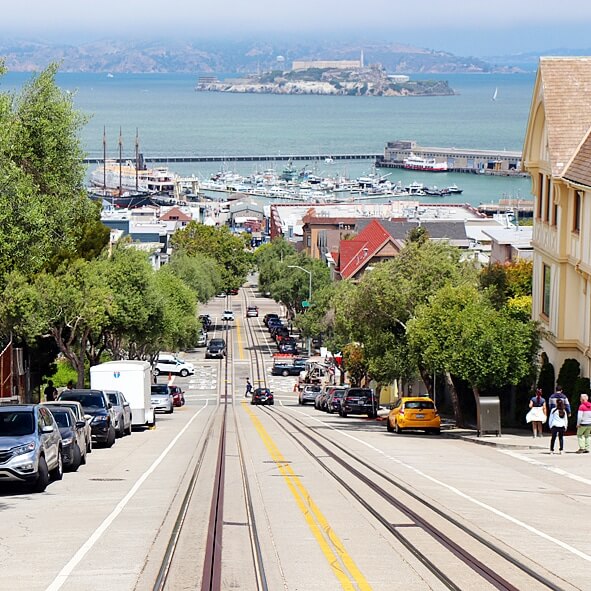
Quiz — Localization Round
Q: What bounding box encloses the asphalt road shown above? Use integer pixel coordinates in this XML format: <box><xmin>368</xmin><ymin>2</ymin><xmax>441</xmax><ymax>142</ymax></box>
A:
<box><xmin>1</xmin><ymin>286</ymin><xmax>590</xmax><ymax>591</ymax></box>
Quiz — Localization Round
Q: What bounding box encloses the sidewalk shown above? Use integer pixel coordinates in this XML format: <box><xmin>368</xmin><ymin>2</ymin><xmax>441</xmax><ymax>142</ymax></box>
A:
<box><xmin>442</xmin><ymin>424</ymin><xmax>578</xmax><ymax>451</ymax></box>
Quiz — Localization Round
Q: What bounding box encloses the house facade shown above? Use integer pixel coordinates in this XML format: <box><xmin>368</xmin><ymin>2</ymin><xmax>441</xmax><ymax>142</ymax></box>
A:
<box><xmin>523</xmin><ymin>57</ymin><xmax>591</xmax><ymax>376</ymax></box>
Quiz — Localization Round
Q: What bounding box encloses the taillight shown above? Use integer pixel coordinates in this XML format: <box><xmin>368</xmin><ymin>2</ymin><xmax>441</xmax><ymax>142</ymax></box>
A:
<box><xmin>399</xmin><ymin>410</ymin><xmax>404</xmax><ymax>416</ymax></box>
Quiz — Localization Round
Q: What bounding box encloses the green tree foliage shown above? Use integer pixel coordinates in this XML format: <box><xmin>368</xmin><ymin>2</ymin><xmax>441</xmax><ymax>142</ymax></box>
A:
<box><xmin>255</xmin><ymin>238</ymin><xmax>297</xmax><ymax>296</ymax></box>
<box><xmin>167</xmin><ymin>252</ymin><xmax>223</xmax><ymax>303</ymax></box>
<box><xmin>480</xmin><ymin>260</ymin><xmax>533</xmax><ymax>310</ymax></box>
<box><xmin>408</xmin><ymin>284</ymin><xmax>540</xmax><ymax>396</ymax></box>
<box><xmin>170</xmin><ymin>222</ymin><xmax>252</xmax><ymax>289</ymax></box>
<box><xmin>557</xmin><ymin>358</ymin><xmax>581</xmax><ymax>410</ymax></box>
<box><xmin>537</xmin><ymin>352</ymin><xmax>555</xmax><ymax>398</ymax></box>
<box><xmin>0</xmin><ymin>63</ymin><xmax>100</xmax><ymax>280</ymax></box>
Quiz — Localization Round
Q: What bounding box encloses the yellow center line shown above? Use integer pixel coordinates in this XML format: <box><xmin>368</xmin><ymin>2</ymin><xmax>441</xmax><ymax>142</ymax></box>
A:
<box><xmin>235</xmin><ymin>317</ymin><xmax>245</xmax><ymax>360</ymax></box>
<box><xmin>243</xmin><ymin>403</ymin><xmax>372</xmax><ymax>591</ymax></box>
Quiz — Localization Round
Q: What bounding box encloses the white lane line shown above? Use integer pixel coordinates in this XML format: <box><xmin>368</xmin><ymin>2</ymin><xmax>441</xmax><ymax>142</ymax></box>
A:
<box><xmin>290</xmin><ymin>409</ymin><xmax>591</xmax><ymax>563</ymax></box>
<box><xmin>499</xmin><ymin>449</ymin><xmax>591</xmax><ymax>487</ymax></box>
<box><xmin>45</xmin><ymin>401</ymin><xmax>212</xmax><ymax>591</ymax></box>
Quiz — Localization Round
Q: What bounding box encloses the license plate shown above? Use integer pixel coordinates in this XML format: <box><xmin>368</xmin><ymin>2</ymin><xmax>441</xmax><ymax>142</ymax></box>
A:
<box><xmin>415</xmin><ymin>413</ymin><xmax>424</xmax><ymax>418</ymax></box>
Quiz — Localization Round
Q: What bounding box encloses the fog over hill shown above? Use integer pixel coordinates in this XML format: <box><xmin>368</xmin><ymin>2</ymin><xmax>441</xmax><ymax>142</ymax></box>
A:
<box><xmin>0</xmin><ymin>38</ymin><xmax>517</xmax><ymax>74</ymax></box>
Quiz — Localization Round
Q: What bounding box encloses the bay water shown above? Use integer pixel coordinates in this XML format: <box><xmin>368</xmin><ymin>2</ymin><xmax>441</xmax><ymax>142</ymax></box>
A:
<box><xmin>1</xmin><ymin>71</ymin><xmax>536</xmax><ymax>205</ymax></box>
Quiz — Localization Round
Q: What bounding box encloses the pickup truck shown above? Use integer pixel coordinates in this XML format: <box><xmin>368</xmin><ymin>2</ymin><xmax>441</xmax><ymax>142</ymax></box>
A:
<box><xmin>271</xmin><ymin>358</ymin><xmax>307</xmax><ymax>377</ymax></box>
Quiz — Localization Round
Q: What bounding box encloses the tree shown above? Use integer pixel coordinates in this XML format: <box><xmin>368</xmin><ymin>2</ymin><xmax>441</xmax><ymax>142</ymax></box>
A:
<box><xmin>167</xmin><ymin>252</ymin><xmax>223</xmax><ymax>303</ymax></box>
<box><xmin>0</xmin><ymin>63</ymin><xmax>99</xmax><ymax>281</ymax></box>
<box><xmin>537</xmin><ymin>352</ymin><xmax>555</xmax><ymax>398</ymax></box>
<box><xmin>557</xmin><ymin>358</ymin><xmax>581</xmax><ymax>411</ymax></box>
<box><xmin>408</xmin><ymin>284</ymin><xmax>541</xmax><ymax>426</ymax></box>
<box><xmin>170</xmin><ymin>222</ymin><xmax>252</xmax><ymax>289</ymax></box>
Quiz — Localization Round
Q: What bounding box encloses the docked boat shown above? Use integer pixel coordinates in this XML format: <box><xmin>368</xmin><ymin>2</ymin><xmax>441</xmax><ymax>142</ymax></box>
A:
<box><xmin>403</xmin><ymin>154</ymin><xmax>448</xmax><ymax>172</ymax></box>
<box><xmin>88</xmin><ymin>189</ymin><xmax>156</xmax><ymax>209</ymax></box>
<box><xmin>90</xmin><ymin>160</ymin><xmax>179</xmax><ymax>194</ymax></box>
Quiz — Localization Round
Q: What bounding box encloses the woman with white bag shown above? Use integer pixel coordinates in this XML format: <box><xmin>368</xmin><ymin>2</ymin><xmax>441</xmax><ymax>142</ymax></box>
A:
<box><xmin>526</xmin><ymin>388</ymin><xmax>547</xmax><ymax>437</ymax></box>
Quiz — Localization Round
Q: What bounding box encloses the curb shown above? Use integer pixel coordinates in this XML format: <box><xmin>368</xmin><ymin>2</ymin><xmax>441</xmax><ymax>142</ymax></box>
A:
<box><xmin>441</xmin><ymin>431</ymin><xmax>549</xmax><ymax>451</ymax></box>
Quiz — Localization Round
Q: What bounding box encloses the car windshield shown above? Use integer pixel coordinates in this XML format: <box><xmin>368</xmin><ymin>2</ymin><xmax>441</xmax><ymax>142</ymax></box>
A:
<box><xmin>61</xmin><ymin>394</ymin><xmax>106</xmax><ymax>409</ymax></box>
<box><xmin>52</xmin><ymin>411</ymin><xmax>72</xmax><ymax>428</ymax></box>
<box><xmin>151</xmin><ymin>386</ymin><xmax>169</xmax><ymax>396</ymax></box>
<box><xmin>254</xmin><ymin>389</ymin><xmax>271</xmax><ymax>395</ymax></box>
<box><xmin>405</xmin><ymin>400</ymin><xmax>435</xmax><ymax>410</ymax></box>
<box><xmin>57</xmin><ymin>404</ymin><xmax>80</xmax><ymax>418</ymax></box>
<box><xmin>210</xmin><ymin>339</ymin><xmax>225</xmax><ymax>347</ymax></box>
<box><xmin>0</xmin><ymin>411</ymin><xmax>35</xmax><ymax>436</ymax></box>
<box><xmin>107</xmin><ymin>393</ymin><xmax>119</xmax><ymax>405</ymax></box>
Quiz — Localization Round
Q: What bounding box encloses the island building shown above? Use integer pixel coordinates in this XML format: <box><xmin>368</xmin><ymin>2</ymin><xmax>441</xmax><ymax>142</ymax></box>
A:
<box><xmin>291</xmin><ymin>51</ymin><xmax>364</xmax><ymax>71</ymax></box>
<box><xmin>523</xmin><ymin>56</ymin><xmax>591</xmax><ymax>378</ymax></box>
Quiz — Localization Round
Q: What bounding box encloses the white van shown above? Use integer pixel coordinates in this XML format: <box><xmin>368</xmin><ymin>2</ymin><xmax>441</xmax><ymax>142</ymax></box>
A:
<box><xmin>90</xmin><ymin>361</ymin><xmax>155</xmax><ymax>428</ymax></box>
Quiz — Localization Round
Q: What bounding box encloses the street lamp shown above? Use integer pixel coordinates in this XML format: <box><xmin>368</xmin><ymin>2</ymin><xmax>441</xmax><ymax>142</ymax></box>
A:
<box><xmin>288</xmin><ymin>265</ymin><xmax>312</xmax><ymax>356</ymax></box>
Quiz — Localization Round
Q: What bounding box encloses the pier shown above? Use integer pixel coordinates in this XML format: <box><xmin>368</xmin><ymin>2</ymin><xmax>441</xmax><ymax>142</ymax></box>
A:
<box><xmin>82</xmin><ymin>153</ymin><xmax>380</xmax><ymax>165</ymax></box>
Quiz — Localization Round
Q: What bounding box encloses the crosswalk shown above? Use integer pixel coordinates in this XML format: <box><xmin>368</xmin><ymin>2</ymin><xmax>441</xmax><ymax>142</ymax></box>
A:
<box><xmin>187</xmin><ymin>366</ymin><xmax>217</xmax><ymax>391</ymax></box>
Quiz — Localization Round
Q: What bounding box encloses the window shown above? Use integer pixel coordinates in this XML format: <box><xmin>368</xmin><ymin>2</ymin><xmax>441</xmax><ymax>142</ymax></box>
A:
<box><xmin>574</xmin><ymin>191</ymin><xmax>582</xmax><ymax>233</ymax></box>
<box><xmin>544</xmin><ymin>178</ymin><xmax>551</xmax><ymax>222</ymax></box>
<box><xmin>536</xmin><ymin>173</ymin><xmax>543</xmax><ymax>219</ymax></box>
<box><xmin>542</xmin><ymin>264</ymin><xmax>551</xmax><ymax>318</ymax></box>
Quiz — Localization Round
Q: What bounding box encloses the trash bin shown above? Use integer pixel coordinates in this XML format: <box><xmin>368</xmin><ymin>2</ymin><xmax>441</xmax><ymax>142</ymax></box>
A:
<box><xmin>475</xmin><ymin>395</ymin><xmax>501</xmax><ymax>436</ymax></box>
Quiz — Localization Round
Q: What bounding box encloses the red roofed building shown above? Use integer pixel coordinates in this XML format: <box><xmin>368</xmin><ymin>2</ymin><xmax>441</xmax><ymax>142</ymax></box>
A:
<box><xmin>336</xmin><ymin>219</ymin><xmax>404</xmax><ymax>280</ymax></box>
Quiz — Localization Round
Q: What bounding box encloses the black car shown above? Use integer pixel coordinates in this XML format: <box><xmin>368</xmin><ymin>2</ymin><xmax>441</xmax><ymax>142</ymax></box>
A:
<box><xmin>340</xmin><ymin>388</ymin><xmax>378</xmax><ymax>418</ymax></box>
<box><xmin>263</xmin><ymin>313</ymin><xmax>280</xmax><ymax>326</ymax></box>
<box><xmin>271</xmin><ymin>357</ymin><xmax>307</xmax><ymax>376</ymax></box>
<box><xmin>326</xmin><ymin>387</ymin><xmax>348</xmax><ymax>414</ymax></box>
<box><xmin>47</xmin><ymin>407</ymin><xmax>87</xmax><ymax>471</ymax></box>
<box><xmin>251</xmin><ymin>388</ymin><xmax>274</xmax><ymax>406</ymax></box>
<box><xmin>206</xmin><ymin>338</ymin><xmax>226</xmax><ymax>359</ymax></box>
<box><xmin>59</xmin><ymin>389</ymin><xmax>117</xmax><ymax>447</ymax></box>
<box><xmin>279</xmin><ymin>341</ymin><xmax>298</xmax><ymax>354</ymax></box>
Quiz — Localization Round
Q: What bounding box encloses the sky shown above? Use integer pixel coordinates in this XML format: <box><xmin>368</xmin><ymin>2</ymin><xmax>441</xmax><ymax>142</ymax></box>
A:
<box><xmin>3</xmin><ymin>0</ymin><xmax>591</xmax><ymax>56</ymax></box>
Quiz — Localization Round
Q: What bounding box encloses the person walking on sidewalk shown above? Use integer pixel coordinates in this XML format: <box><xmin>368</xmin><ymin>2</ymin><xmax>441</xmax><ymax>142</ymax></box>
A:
<box><xmin>549</xmin><ymin>398</ymin><xmax>568</xmax><ymax>454</ymax></box>
<box><xmin>526</xmin><ymin>388</ymin><xmax>547</xmax><ymax>437</ymax></box>
<box><xmin>245</xmin><ymin>378</ymin><xmax>253</xmax><ymax>398</ymax></box>
<box><xmin>549</xmin><ymin>385</ymin><xmax>571</xmax><ymax>417</ymax></box>
<box><xmin>576</xmin><ymin>393</ymin><xmax>591</xmax><ymax>454</ymax></box>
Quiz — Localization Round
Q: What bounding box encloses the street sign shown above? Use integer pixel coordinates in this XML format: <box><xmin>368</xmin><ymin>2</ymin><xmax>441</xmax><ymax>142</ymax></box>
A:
<box><xmin>301</xmin><ymin>300</ymin><xmax>310</xmax><ymax>308</ymax></box>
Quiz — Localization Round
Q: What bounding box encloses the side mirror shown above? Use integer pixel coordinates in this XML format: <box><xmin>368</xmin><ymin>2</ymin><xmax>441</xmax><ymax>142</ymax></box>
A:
<box><xmin>42</xmin><ymin>425</ymin><xmax>54</xmax><ymax>433</ymax></box>
<box><xmin>84</xmin><ymin>414</ymin><xmax>92</xmax><ymax>421</ymax></box>
<box><xmin>76</xmin><ymin>420</ymin><xmax>86</xmax><ymax>429</ymax></box>
<box><xmin>107</xmin><ymin>402</ymin><xmax>113</xmax><ymax>409</ymax></box>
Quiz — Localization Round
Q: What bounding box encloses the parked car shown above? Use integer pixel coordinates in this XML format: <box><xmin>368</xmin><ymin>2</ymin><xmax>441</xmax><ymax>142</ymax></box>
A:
<box><xmin>196</xmin><ymin>330</ymin><xmax>208</xmax><ymax>348</ymax></box>
<box><xmin>272</xmin><ymin>360</ymin><xmax>306</xmax><ymax>377</ymax></box>
<box><xmin>222</xmin><ymin>309</ymin><xmax>235</xmax><ymax>321</ymax></box>
<box><xmin>315</xmin><ymin>386</ymin><xmax>333</xmax><ymax>411</ymax></box>
<box><xmin>0</xmin><ymin>404</ymin><xmax>64</xmax><ymax>492</ymax></box>
<box><xmin>340</xmin><ymin>388</ymin><xmax>378</xmax><ymax>418</ymax></box>
<box><xmin>47</xmin><ymin>407</ymin><xmax>86</xmax><ymax>471</ymax></box>
<box><xmin>42</xmin><ymin>400</ymin><xmax>92</xmax><ymax>454</ymax></box>
<box><xmin>246</xmin><ymin>305</ymin><xmax>259</xmax><ymax>317</ymax></box>
<box><xmin>251</xmin><ymin>388</ymin><xmax>274</xmax><ymax>406</ymax></box>
<box><xmin>226</xmin><ymin>288</ymin><xmax>239</xmax><ymax>295</ymax></box>
<box><xmin>279</xmin><ymin>341</ymin><xmax>298</xmax><ymax>355</ymax></box>
<box><xmin>199</xmin><ymin>314</ymin><xmax>212</xmax><ymax>330</ymax></box>
<box><xmin>169</xmin><ymin>385</ymin><xmax>185</xmax><ymax>407</ymax></box>
<box><xmin>267</xmin><ymin>319</ymin><xmax>283</xmax><ymax>332</ymax></box>
<box><xmin>151</xmin><ymin>384</ymin><xmax>174</xmax><ymax>414</ymax></box>
<box><xmin>263</xmin><ymin>313</ymin><xmax>280</xmax><ymax>326</ymax></box>
<box><xmin>299</xmin><ymin>384</ymin><xmax>322</xmax><ymax>405</ymax></box>
<box><xmin>206</xmin><ymin>338</ymin><xmax>226</xmax><ymax>359</ymax></box>
<box><xmin>59</xmin><ymin>390</ymin><xmax>117</xmax><ymax>447</ymax></box>
<box><xmin>153</xmin><ymin>354</ymin><xmax>195</xmax><ymax>377</ymax></box>
<box><xmin>386</xmin><ymin>397</ymin><xmax>441</xmax><ymax>434</ymax></box>
<box><xmin>105</xmin><ymin>391</ymin><xmax>133</xmax><ymax>437</ymax></box>
<box><xmin>326</xmin><ymin>387</ymin><xmax>348</xmax><ymax>414</ymax></box>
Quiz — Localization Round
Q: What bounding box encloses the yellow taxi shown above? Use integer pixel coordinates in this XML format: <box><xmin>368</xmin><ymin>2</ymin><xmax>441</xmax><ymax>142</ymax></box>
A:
<box><xmin>386</xmin><ymin>396</ymin><xmax>440</xmax><ymax>435</ymax></box>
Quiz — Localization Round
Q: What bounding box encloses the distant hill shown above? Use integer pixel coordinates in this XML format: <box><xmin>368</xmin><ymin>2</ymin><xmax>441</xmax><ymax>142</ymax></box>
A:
<box><xmin>484</xmin><ymin>48</ymin><xmax>591</xmax><ymax>72</ymax></box>
<box><xmin>0</xmin><ymin>38</ymin><xmax>509</xmax><ymax>74</ymax></box>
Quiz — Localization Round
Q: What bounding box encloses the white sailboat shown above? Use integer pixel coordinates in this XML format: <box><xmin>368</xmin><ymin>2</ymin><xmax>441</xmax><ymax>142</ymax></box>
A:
<box><xmin>492</xmin><ymin>87</ymin><xmax>498</xmax><ymax>101</ymax></box>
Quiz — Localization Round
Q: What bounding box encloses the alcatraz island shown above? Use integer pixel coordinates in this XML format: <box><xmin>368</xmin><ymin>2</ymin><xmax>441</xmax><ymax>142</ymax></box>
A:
<box><xmin>195</xmin><ymin>55</ymin><xmax>455</xmax><ymax>97</ymax></box>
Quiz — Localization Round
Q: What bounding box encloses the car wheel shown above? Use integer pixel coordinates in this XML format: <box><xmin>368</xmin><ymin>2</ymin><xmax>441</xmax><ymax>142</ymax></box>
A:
<box><xmin>431</xmin><ymin>428</ymin><xmax>441</xmax><ymax>435</ymax></box>
<box><xmin>116</xmin><ymin>423</ymin><xmax>124</xmax><ymax>438</ymax></box>
<box><xmin>125</xmin><ymin>422</ymin><xmax>132</xmax><ymax>436</ymax></box>
<box><xmin>282</xmin><ymin>369</ymin><xmax>289</xmax><ymax>377</ymax></box>
<box><xmin>32</xmin><ymin>456</ymin><xmax>50</xmax><ymax>493</ymax></box>
<box><xmin>166</xmin><ymin>406</ymin><xmax>174</xmax><ymax>414</ymax></box>
<box><xmin>49</xmin><ymin>449</ymin><xmax>63</xmax><ymax>481</ymax></box>
<box><xmin>395</xmin><ymin>420</ymin><xmax>402</xmax><ymax>434</ymax></box>
<box><xmin>87</xmin><ymin>437</ymin><xmax>92</xmax><ymax>454</ymax></box>
<box><xmin>69</xmin><ymin>444</ymin><xmax>82</xmax><ymax>472</ymax></box>
<box><xmin>386</xmin><ymin>418</ymin><xmax>394</xmax><ymax>433</ymax></box>
<box><xmin>105</xmin><ymin>427</ymin><xmax>116</xmax><ymax>448</ymax></box>
<box><xmin>340</xmin><ymin>411</ymin><xmax>348</xmax><ymax>418</ymax></box>
<box><xmin>153</xmin><ymin>368</ymin><xmax>161</xmax><ymax>376</ymax></box>
<box><xmin>180</xmin><ymin>369</ymin><xmax>189</xmax><ymax>377</ymax></box>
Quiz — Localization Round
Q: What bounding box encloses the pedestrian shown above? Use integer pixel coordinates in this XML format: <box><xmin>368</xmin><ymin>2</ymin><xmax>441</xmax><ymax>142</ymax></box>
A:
<box><xmin>576</xmin><ymin>393</ymin><xmax>591</xmax><ymax>454</ymax></box>
<box><xmin>526</xmin><ymin>388</ymin><xmax>547</xmax><ymax>437</ymax></box>
<box><xmin>549</xmin><ymin>385</ymin><xmax>572</xmax><ymax>416</ymax></box>
<box><xmin>548</xmin><ymin>398</ymin><xmax>568</xmax><ymax>454</ymax></box>
<box><xmin>43</xmin><ymin>380</ymin><xmax>58</xmax><ymax>402</ymax></box>
<box><xmin>245</xmin><ymin>378</ymin><xmax>252</xmax><ymax>398</ymax></box>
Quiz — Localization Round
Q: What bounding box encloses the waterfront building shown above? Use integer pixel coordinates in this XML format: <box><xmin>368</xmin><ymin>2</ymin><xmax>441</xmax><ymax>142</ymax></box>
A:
<box><xmin>523</xmin><ymin>57</ymin><xmax>591</xmax><ymax>376</ymax></box>
<box><xmin>291</xmin><ymin>59</ymin><xmax>362</xmax><ymax>71</ymax></box>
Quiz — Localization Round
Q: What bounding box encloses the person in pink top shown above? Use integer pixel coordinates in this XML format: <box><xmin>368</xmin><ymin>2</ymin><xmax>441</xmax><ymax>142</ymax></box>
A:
<box><xmin>576</xmin><ymin>393</ymin><xmax>591</xmax><ymax>454</ymax></box>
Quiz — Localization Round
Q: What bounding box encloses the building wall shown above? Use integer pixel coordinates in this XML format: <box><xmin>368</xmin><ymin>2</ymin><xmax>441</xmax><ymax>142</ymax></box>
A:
<box><xmin>291</xmin><ymin>60</ymin><xmax>361</xmax><ymax>70</ymax></box>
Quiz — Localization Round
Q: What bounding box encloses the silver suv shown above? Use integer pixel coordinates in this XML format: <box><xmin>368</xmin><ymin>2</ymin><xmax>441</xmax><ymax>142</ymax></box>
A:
<box><xmin>0</xmin><ymin>404</ymin><xmax>63</xmax><ymax>492</ymax></box>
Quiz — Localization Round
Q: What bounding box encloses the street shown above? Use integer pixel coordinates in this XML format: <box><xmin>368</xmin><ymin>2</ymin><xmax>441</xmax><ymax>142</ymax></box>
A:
<box><xmin>1</xmin><ymin>286</ymin><xmax>589</xmax><ymax>591</ymax></box>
